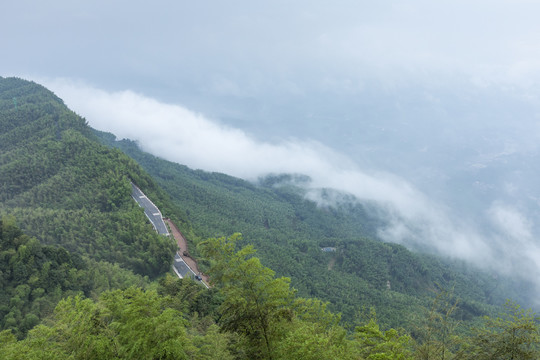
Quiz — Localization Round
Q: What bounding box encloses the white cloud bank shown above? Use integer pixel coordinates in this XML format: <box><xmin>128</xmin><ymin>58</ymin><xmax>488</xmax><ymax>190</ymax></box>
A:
<box><xmin>45</xmin><ymin>79</ymin><xmax>540</xmax><ymax>293</ymax></box>
<box><xmin>46</xmin><ymin>79</ymin><xmax>436</xmax><ymax>213</ymax></box>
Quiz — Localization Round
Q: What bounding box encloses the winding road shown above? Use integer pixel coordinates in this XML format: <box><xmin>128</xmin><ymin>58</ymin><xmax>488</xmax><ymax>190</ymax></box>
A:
<box><xmin>131</xmin><ymin>182</ymin><xmax>209</xmax><ymax>288</ymax></box>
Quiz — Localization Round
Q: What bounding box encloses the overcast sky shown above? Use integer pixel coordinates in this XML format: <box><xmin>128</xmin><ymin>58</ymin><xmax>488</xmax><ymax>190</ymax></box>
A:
<box><xmin>4</xmin><ymin>1</ymin><xmax>540</xmax><ymax>157</ymax></box>
<box><xmin>5</xmin><ymin>1</ymin><xmax>540</xmax><ymax>96</ymax></box>
<box><xmin>4</xmin><ymin>1</ymin><xmax>540</xmax><ymax>300</ymax></box>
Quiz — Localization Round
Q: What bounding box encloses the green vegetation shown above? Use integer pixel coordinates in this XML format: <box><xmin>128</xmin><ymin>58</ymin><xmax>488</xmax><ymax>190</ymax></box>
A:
<box><xmin>1</xmin><ymin>234</ymin><xmax>538</xmax><ymax>359</ymax></box>
<box><xmin>0</xmin><ymin>216</ymin><xmax>85</xmax><ymax>338</ymax></box>
<box><xmin>462</xmin><ymin>301</ymin><xmax>540</xmax><ymax>359</ymax></box>
<box><xmin>0</xmin><ymin>216</ymin><xmax>149</xmax><ymax>338</ymax></box>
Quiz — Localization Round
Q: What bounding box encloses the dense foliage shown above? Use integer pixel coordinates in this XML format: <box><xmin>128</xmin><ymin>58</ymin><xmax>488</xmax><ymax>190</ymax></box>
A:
<box><xmin>0</xmin><ymin>217</ymin><xmax>148</xmax><ymax>338</ymax></box>
<box><xmin>0</xmin><ymin>216</ymin><xmax>84</xmax><ymax>338</ymax></box>
<box><xmin>1</xmin><ymin>235</ymin><xmax>538</xmax><ymax>359</ymax></box>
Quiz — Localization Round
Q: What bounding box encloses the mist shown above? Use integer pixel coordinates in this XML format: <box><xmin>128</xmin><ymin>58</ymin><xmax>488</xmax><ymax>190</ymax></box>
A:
<box><xmin>43</xmin><ymin>79</ymin><xmax>540</xmax><ymax>304</ymax></box>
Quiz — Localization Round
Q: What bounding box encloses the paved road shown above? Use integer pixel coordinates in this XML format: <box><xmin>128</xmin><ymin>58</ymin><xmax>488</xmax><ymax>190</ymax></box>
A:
<box><xmin>131</xmin><ymin>183</ymin><xmax>169</xmax><ymax>235</ymax></box>
<box><xmin>173</xmin><ymin>253</ymin><xmax>197</xmax><ymax>279</ymax></box>
<box><xmin>131</xmin><ymin>183</ymin><xmax>208</xmax><ymax>287</ymax></box>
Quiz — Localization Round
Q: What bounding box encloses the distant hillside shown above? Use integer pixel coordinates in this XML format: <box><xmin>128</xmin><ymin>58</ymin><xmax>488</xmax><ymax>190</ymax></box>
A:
<box><xmin>96</xmin><ymin>131</ymin><xmax>531</xmax><ymax>330</ymax></box>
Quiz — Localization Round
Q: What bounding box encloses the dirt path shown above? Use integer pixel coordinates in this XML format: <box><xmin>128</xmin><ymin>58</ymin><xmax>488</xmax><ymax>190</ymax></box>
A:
<box><xmin>164</xmin><ymin>219</ymin><xmax>209</xmax><ymax>284</ymax></box>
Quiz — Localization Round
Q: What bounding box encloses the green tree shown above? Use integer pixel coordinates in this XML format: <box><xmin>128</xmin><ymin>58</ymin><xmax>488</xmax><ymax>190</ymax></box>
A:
<box><xmin>414</xmin><ymin>288</ymin><xmax>461</xmax><ymax>360</ymax></box>
<box><xmin>200</xmin><ymin>233</ymin><xmax>295</xmax><ymax>360</ymax></box>
<box><xmin>274</xmin><ymin>297</ymin><xmax>354</xmax><ymax>360</ymax></box>
<box><xmin>189</xmin><ymin>324</ymin><xmax>235</xmax><ymax>360</ymax></box>
<box><xmin>464</xmin><ymin>301</ymin><xmax>539</xmax><ymax>360</ymax></box>
<box><xmin>274</xmin><ymin>319</ymin><xmax>352</xmax><ymax>360</ymax></box>
<box><xmin>0</xmin><ymin>326</ymin><xmax>69</xmax><ymax>360</ymax></box>
<box><xmin>355</xmin><ymin>318</ymin><xmax>413</xmax><ymax>359</ymax></box>
<box><xmin>0</xmin><ymin>288</ymin><xmax>192</xmax><ymax>360</ymax></box>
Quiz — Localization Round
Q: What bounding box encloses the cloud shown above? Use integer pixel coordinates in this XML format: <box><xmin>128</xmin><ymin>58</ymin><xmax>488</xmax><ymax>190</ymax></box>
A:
<box><xmin>42</xmin><ymin>80</ymin><xmax>422</xmax><ymax>197</ymax></box>
<box><xmin>489</xmin><ymin>203</ymin><xmax>532</xmax><ymax>241</ymax></box>
<box><xmin>43</xmin><ymin>79</ymin><xmax>540</xmax><ymax>301</ymax></box>
<box><xmin>44</xmin><ymin>80</ymin><xmax>488</xmax><ymax>250</ymax></box>
<box><xmin>45</xmin><ymin>80</ymin><xmax>430</xmax><ymax>199</ymax></box>
<box><xmin>43</xmin><ymin>78</ymin><xmax>356</xmax><ymax>179</ymax></box>
<box><xmin>483</xmin><ymin>204</ymin><xmax>540</xmax><ymax>298</ymax></box>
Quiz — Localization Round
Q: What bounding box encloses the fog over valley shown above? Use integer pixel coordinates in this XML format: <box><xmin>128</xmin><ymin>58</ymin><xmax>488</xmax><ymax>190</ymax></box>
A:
<box><xmin>44</xmin><ymin>79</ymin><xmax>540</xmax><ymax>301</ymax></box>
<box><xmin>4</xmin><ymin>1</ymin><xmax>540</xmax><ymax>304</ymax></box>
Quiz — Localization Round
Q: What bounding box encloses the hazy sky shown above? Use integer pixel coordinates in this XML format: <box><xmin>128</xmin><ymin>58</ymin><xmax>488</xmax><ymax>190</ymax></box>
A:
<box><xmin>5</xmin><ymin>1</ymin><xmax>540</xmax><ymax>97</ymax></box>
<box><xmin>4</xmin><ymin>1</ymin><xmax>540</xmax><ymax>299</ymax></box>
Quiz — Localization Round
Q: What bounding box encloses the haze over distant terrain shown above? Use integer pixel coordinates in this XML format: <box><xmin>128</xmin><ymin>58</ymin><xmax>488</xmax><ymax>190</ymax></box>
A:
<box><xmin>3</xmin><ymin>1</ymin><xmax>540</xmax><ymax>299</ymax></box>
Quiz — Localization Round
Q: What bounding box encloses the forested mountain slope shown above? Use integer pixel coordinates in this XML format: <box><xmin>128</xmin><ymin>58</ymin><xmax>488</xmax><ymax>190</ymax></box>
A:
<box><xmin>97</xmin><ymin>131</ymin><xmax>529</xmax><ymax>330</ymax></box>
<box><xmin>0</xmin><ymin>77</ymin><xmax>187</xmax><ymax>335</ymax></box>
<box><xmin>0</xmin><ymin>77</ymin><xmax>187</xmax><ymax>276</ymax></box>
